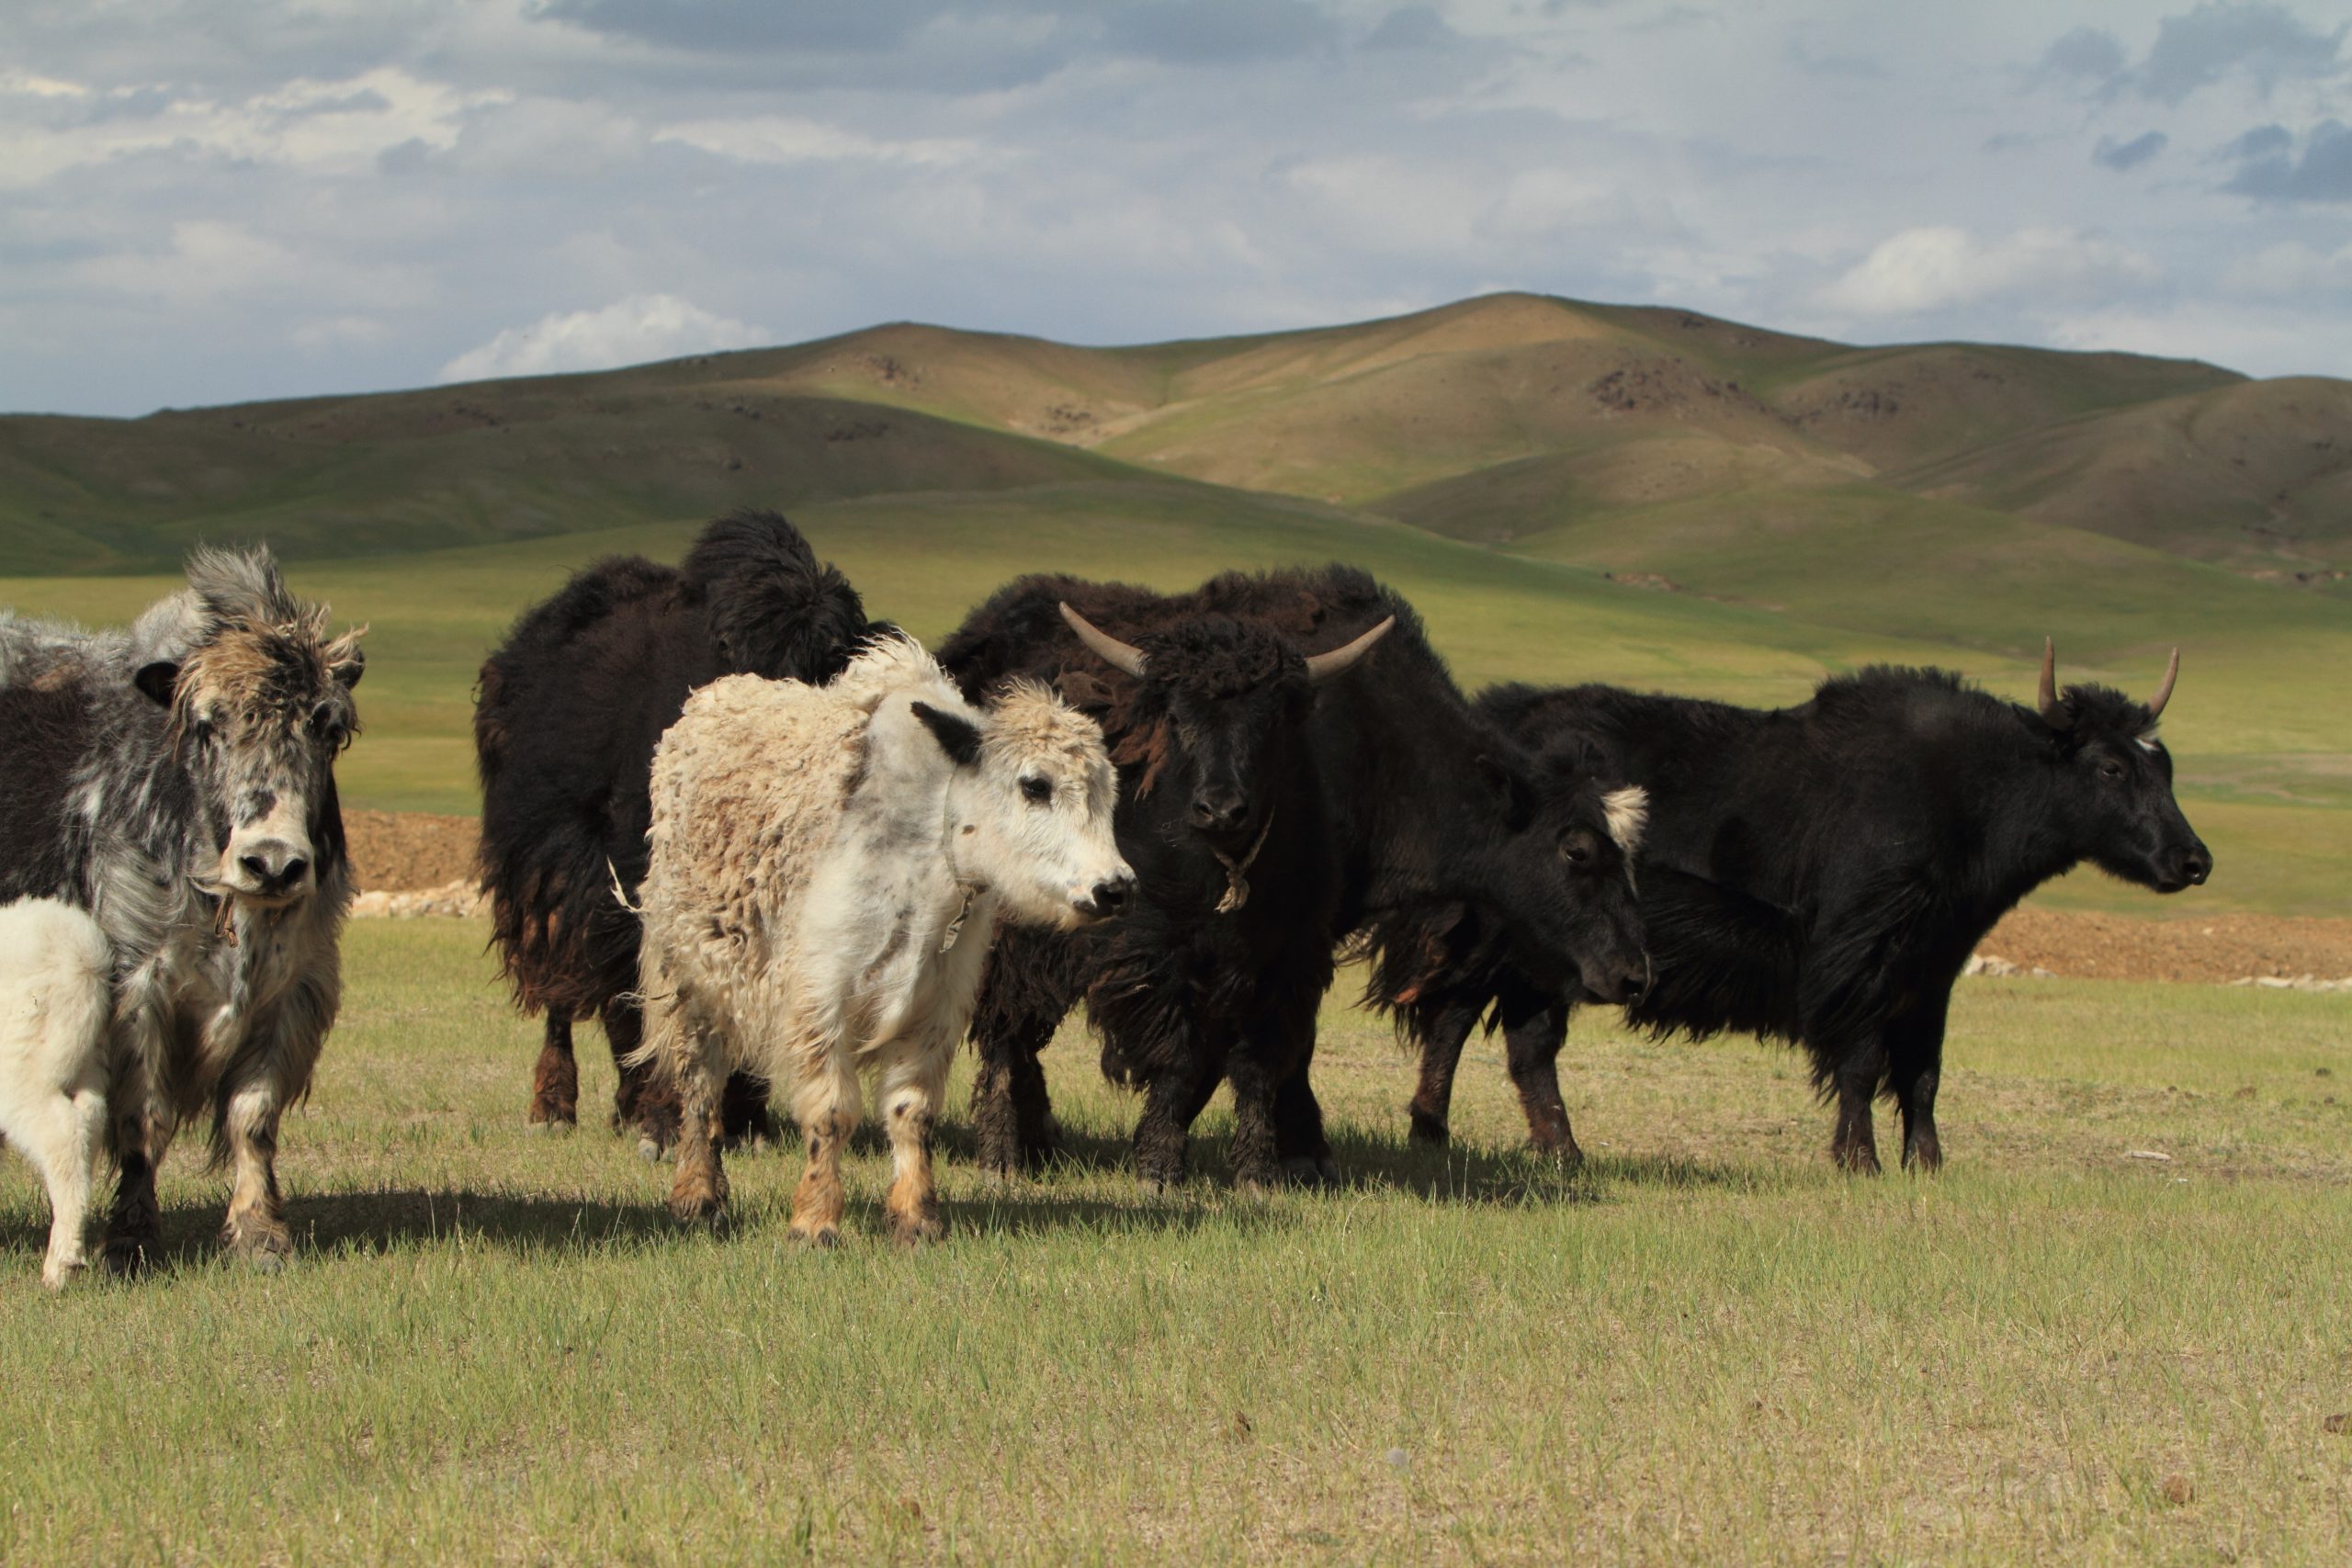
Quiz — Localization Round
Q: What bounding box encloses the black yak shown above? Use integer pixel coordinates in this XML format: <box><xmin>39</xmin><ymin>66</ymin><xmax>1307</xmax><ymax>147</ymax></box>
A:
<box><xmin>472</xmin><ymin>510</ymin><xmax>878</xmax><ymax>1150</ymax></box>
<box><xmin>940</xmin><ymin>566</ymin><xmax>1650</xmax><ymax>1187</ymax></box>
<box><xmin>1385</xmin><ymin>642</ymin><xmax>2211</xmax><ymax>1172</ymax></box>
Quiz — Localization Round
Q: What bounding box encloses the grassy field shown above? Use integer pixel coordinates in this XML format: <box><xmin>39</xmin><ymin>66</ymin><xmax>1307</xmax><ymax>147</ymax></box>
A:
<box><xmin>0</xmin><ymin>919</ymin><xmax>2345</xmax><ymax>1563</ymax></box>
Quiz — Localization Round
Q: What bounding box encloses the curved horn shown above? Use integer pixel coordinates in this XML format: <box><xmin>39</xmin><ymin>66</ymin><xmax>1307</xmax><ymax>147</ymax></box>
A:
<box><xmin>1305</xmin><ymin>615</ymin><xmax>1396</xmax><ymax>683</ymax></box>
<box><xmin>1058</xmin><ymin>603</ymin><xmax>1148</xmax><ymax>678</ymax></box>
<box><xmin>2036</xmin><ymin>637</ymin><xmax>2074</xmax><ymax>729</ymax></box>
<box><xmin>2145</xmin><ymin>647</ymin><xmax>2180</xmax><ymax>721</ymax></box>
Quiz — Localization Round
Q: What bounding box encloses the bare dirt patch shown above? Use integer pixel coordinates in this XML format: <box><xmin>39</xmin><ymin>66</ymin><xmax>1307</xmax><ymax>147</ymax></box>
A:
<box><xmin>345</xmin><ymin>809</ymin><xmax>479</xmax><ymax>894</ymax></box>
<box><xmin>1978</xmin><ymin>908</ymin><xmax>2352</xmax><ymax>986</ymax></box>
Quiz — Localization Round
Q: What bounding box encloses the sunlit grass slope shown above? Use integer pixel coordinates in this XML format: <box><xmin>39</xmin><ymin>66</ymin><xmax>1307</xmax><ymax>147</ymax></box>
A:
<box><xmin>0</xmin><ymin>919</ymin><xmax>2344</xmax><ymax>1563</ymax></box>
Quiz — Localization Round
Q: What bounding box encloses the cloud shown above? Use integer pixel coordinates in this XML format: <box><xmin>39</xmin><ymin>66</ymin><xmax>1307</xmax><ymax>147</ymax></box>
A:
<box><xmin>2220</xmin><ymin>239</ymin><xmax>2352</xmax><ymax>296</ymax></box>
<box><xmin>1818</xmin><ymin>226</ymin><xmax>2162</xmax><ymax>318</ymax></box>
<box><xmin>436</xmin><ymin>295</ymin><xmax>770</xmax><ymax>382</ymax></box>
<box><xmin>653</xmin><ymin>116</ymin><xmax>981</xmax><ymax>168</ymax></box>
<box><xmin>2038</xmin><ymin>25</ymin><xmax>2127</xmax><ymax>83</ymax></box>
<box><xmin>2133</xmin><ymin>1</ymin><xmax>2345</xmax><ymax>103</ymax></box>
<box><xmin>2093</xmin><ymin>130</ymin><xmax>2167</xmax><ymax>171</ymax></box>
<box><xmin>1098</xmin><ymin>0</ymin><xmax>1340</xmax><ymax>65</ymax></box>
<box><xmin>2223</xmin><ymin>118</ymin><xmax>2352</xmax><ymax>201</ymax></box>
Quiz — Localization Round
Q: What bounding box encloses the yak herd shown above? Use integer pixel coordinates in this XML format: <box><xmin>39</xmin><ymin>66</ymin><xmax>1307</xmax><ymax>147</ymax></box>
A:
<box><xmin>0</xmin><ymin>511</ymin><xmax>2211</xmax><ymax>1283</ymax></box>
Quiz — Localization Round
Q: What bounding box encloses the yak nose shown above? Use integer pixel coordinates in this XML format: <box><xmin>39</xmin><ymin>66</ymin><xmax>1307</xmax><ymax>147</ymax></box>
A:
<box><xmin>1076</xmin><ymin>871</ymin><xmax>1136</xmax><ymax>921</ymax></box>
<box><xmin>2179</xmin><ymin>844</ymin><xmax>2212</xmax><ymax>886</ymax></box>
<box><xmin>1616</xmin><ymin>965</ymin><xmax>1647</xmax><ymax>1002</ymax></box>
<box><xmin>239</xmin><ymin>840</ymin><xmax>312</xmax><ymax>897</ymax></box>
<box><xmin>1189</xmin><ymin>787</ymin><xmax>1249</xmax><ymax>832</ymax></box>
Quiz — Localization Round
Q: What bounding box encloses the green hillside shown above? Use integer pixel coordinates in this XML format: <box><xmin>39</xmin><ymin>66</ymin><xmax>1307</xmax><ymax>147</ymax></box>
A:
<box><xmin>1</xmin><ymin>293</ymin><xmax>2345</xmax><ymax>917</ymax></box>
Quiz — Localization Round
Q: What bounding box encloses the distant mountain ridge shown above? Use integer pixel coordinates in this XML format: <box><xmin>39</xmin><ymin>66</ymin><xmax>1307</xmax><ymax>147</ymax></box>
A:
<box><xmin>3</xmin><ymin>291</ymin><xmax>2343</xmax><ymax>589</ymax></box>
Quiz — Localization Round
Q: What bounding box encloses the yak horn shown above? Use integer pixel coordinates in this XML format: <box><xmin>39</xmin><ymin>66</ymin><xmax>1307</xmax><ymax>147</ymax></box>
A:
<box><xmin>2036</xmin><ymin>637</ymin><xmax>2074</xmax><ymax>729</ymax></box>
<box><xmin>1305</xmin><ymin>615</ymin><xmax>1396</xmax><ymax>683</ymax></box>
<box><xmin>1059</xmin><ymin>603</ymin><xmax>1148</xmax><ymax>678</ymax></box>
<box><xmin>2145</xmin><ymin>647</ymin><xmax>2180</xmax><ymax>720</ymax></box>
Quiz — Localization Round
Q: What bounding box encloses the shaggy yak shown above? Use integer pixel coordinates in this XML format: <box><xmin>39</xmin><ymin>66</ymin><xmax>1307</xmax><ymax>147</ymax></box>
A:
<box><xmin>938</xmin><ymin>566</ymin><xmax>1652</xmax><ymax>1190</ymax></box>
<box><xmin>473</xmin><ymin>510</ymin><xmax>878</xmax><ymax>1151</ymax></box>
<box><xmin>0</xmin><ymin>547</ymin><xmax>365</xmax><ymax>1278</ymax></box>
<box><xmin>1391</xmin><ymin>643</ymin><xmax>2211</xmax><ymax>1172</ymax></box>
<box><xmin>633</xmin><ymin>637</ymin><xmax>1131</xmax><ymax>1246</ymax></box>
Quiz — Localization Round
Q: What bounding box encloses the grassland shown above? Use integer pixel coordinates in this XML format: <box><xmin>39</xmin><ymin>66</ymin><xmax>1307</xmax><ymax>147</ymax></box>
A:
<box><xmin>0</xmin><ymin>919</ymin><xmax>2345</xmax><ymax>1563</ymax></box>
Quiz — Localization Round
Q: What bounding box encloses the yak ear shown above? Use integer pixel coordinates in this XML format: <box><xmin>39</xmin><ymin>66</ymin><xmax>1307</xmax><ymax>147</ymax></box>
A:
<box><xmin>328</xmin><ymin>627</ymin><xmax>367</xmax><ymax>690</ymax></box>
<box><xmin>910</xmin><ymin>701</ymin><xmax>984</xmax><ymax>767</ymax></box>
<box><xmin>133</xmin><ymin>660</ymin><xmax>181</xmax><ymax>707</ymax></box>
<box><xmin>1475</xmin><ymin>752</ymin><xmax>1535</xmax><ymax>830</ymax></box>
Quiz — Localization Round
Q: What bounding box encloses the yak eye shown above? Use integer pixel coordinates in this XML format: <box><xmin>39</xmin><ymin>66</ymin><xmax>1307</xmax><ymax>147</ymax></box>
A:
<box><xmin>1560</xmin><ymin>831</ymin><xmax>1596</xmax><ymax>866</ymax></box>
<box><xmin>1020</xmin><ymin>776</ymin><xmax>1053</xmax><ymax>807</ymax></box>
<box><xmin>2098</xmin><ymin>759</ymin><xmax>2126</xmax><ymax>783</ymax></box>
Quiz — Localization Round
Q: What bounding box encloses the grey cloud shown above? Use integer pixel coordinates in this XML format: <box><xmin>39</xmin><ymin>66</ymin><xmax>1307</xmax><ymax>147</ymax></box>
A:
<box><xmin>2094</xmin><ymin>130</ymin><xmax>2168</xmax><ymax>171</ymax></box>
<box><xmin>2133</xmin><ymin>2</ymin><xmax>2346</xmax><ymax>103</ymax></box>
<box><xmin>1362</xmin><ymin>6</ymin><xmax>1457</xmax><ymax>53</ymax></box>
<box><xmin>2038</xmin><ymin>25</ymin><xmax>2126</xmax><ymax>82</ymax></box>
<box><xmin>1098</xmin><ymin>0</ymin><xmax>1340</xmax><ymax>66</ymax></box>
<box><xmin>2224</xmin><ymin>123</ymin><xmax>2294</xmax><ymax>158</ymax></box>
<box><xmin>2223</xmin><ymin>118</ymin><xmax>2352</xmax><ymax>200</ymax></box>
<box><xmin>531</xmin><ymin>0</ymin><xmax>944</xmax><ymax>54</ymax></box>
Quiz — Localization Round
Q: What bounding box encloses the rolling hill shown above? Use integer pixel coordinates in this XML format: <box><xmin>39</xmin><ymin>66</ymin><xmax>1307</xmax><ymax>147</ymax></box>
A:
<box><xmin>2</xmin><ymin>291</ymin><xmax>2346</xmax><ymax>916</ymax></box>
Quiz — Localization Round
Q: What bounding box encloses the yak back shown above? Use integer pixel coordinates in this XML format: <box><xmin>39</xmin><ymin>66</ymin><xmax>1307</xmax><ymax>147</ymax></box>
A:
<box><xmin>473</xmin><ymin>509</ymin><xmax>875</xmax><ymax>1019</ymax></box>
<box><xmin>0</xmin><ymin>624</ymin><xmax>110</xmax><ymax>906</ymax></box>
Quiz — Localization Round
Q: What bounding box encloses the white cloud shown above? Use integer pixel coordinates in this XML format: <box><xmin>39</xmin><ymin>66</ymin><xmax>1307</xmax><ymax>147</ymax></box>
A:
<box><xmin>1817</xmin><ymin>226</ymin><xmax>2163</xmax><ymax>317</ymax></box>
<box><xmin>2220</xmin><ymin>240</ymin><xmax>2352</xmax><ymax>298</ymax></box>
<box><xmin>0</xmin><ymin>66</ymin><xmax>507</xmax><ymax>189</ymax></box>
<box><xmin>653</xmin><ymin>115</ymin><xmax>981</xmax><ymax>168</ymax></box>
<box><xmin>436</xmin><ymin>294</ymin><xmax>771</xmax><ymax>382</ymax></box>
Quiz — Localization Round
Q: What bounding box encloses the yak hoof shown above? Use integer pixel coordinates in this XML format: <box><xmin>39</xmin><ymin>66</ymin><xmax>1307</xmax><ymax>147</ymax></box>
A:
<box><xmin>244</xmin><ymin>1247</ymin><xmax>288</xmax><ymax>1276</ymax></box>
<box><xmin>1281</xmin><ymin>1156</ymin><xmax>1338</xmax><ymax>1190</ymax></box>
<box><xmin>1407</xmin><ymin>1111</ymin><xmax>1451</xmax><ymax>1146</ymax></box>
<box><xmin>891</xmin><ymin>1215</ymin><xmax>946</xmax><ymax>1250</ymax></box>
<box><xmin>1834</xmin><ymin>1145</ymin><xmax>1883</xmax><ymax>1176</ymax></box>
<box><xmin>791</xmin><ymin>1225</ymin><xmax>841</xmax><ymax>1251</ymax></box>
<box><xmin>40</xmin><ymin>1258</ymin><xmax>89</xmax><ymax>1292</ymax></box>
<box><xmin>101</xmin><ymin>1235</ymin><xmax>153</xmax><ymax>1278</ymax></box>
<box><xmin>635</xmin><ymin>1135</ymin><xmax>664</xmax><ymax>1163</ymax></box>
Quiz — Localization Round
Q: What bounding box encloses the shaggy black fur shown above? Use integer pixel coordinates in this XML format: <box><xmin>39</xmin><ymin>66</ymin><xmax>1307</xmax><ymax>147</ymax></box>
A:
<box><xmin>939</xmin><ymin>565</ymin><xmax>1650</xmax><ymax>1186</ymax></box>
<box><xmin>1394</xmin><ymin>662</ymin><xmax>2212</xmax><ymax>1172</ymax></box>
<box><xmin>473</xmin><ymin>510</ymin><xmax>879</xmax><ymax>1145</ymax></box>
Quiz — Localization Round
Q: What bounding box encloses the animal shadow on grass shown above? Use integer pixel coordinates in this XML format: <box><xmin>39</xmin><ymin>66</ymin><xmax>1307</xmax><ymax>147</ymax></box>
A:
<box><xmin>1323</xmin><ymin>1124</ymin><xmax>1761</xmax><ymax>1207</ymax></box>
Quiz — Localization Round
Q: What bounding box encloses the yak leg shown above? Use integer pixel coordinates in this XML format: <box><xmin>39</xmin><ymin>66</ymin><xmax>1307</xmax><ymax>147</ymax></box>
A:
<box><xmin>1828</xmin><ymin>1043</ymin><xmax>1885</xmax><ymax>1175</ymax></box>
<box><xmin>971</xmin><ymin>1006</ymin><xmax>1064</xmax><ymax>1180</ymax></box>
<box><xmin>526</xmin><ymin>1013</ymin><xmax>579</xmax><ymax>1130</ymax></box>
<box><xmin>719</xmin><ymin>1071</ymin><xmax>782</xmax><ymax>1149</ymax></box>
<box><xmin>1226</xmin><ymin>1055</ymin><xmax>1283</xmax><ymax>1194</ymax></box>
<box><xmin>662</xmin><ymin>1017</ymin><xmax>729</xmax><ymax>1225</ymax></box>
<box><xmin>100</xmin><ymin>998</ymin><xmax>173</xmax><ymax>1276</ymax></box>
<box><xmin>220</xmin><ymin>1078</ymin><xmax>294</xmax><ymax>1269</ymax></box>
<box><xmin>1133</xmin><ymin>1054</ymin><xmax>1219</xmax><ymax>1195</ymax></box>
<box><xmin>1273</xmin><ymin>1061</ymin><xmax>1336</xmax><ymax>1187</ymax></box>
<box><xmin>605</xmin><ymin>1001</ymin><xmax>678</xmax><ymax>1160</ymax></box>
<box><xmin>787</xmin><ymin>1053</ymin><xmax>860</xmax><ymax>1247</ymax></box>
<box><xmin>878</xmin><ymin>1032</ymin><xmax>956</xmax><ymax>1247</ymax></box>
<box><xmin>1407</xmin><ymin>994</ymin><xmax>1484</xmax><ymax>1146</ymax></box>
<box><xmin>1498</xmin><ymin>979</ymin><xmax>1581</xmax><ymax>1163</ymax></box>
<box><xmin>9</xmin><ymin>1085</ymin><xmax>107</xmax><ymax>1290</ymax></box>
<box><xmin>1887</xmin><ymin>990</ymin><xmax>1951</xmax><ymax>1173</ymax></box>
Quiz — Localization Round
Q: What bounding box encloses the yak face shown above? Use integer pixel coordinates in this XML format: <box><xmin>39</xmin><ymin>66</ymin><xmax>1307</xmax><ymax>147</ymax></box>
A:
<box><xmin>1477</xmin><ymin>749</ymin><xmax>1654</xmax><ymax>1000</ymax></box>
<box><xmin>1058</xmin><ymin>607</ymin><xmax>1395</xmax><ymax>868</ymax></box>
<box><xmin>2045</xmin><ymin>685</ymin><xmax>2211</xmax><ymax>896</ymax></box>
<box><xmin>914</xmin><ymin>683</ymin><xmax>1133</xmax><ymax>930</ymax></box>
<box><xmin>1133</xmin><ymin>617</ymin><xmax>1314</xmax><ymax>847</ymax></box>
<box><xmin>133</xmin><ymin>550</ymin><xmax>363</xmax><ymax>908</ymax></box>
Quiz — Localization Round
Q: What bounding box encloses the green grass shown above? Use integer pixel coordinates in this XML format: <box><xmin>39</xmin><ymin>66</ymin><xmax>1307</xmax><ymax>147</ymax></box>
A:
<box><xmin>0</xmin><ymin>919</ymin><xmax>2346</xmax><ymax>1562</ymax></box>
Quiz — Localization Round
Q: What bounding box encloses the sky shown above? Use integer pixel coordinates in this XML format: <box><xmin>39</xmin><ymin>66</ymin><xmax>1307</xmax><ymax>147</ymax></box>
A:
<box><xmin>5</xmin><ymin>0</ymin><xmax>2352</xmax><ymax>417</ymax></box>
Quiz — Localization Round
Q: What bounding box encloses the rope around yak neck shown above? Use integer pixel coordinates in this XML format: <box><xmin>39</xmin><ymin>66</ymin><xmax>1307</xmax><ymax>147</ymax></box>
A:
<box><xmin>939</xmin><ymin>783</ymin><xmax>983</xmax><ymax>953</ymax></box>
<box><xmin>1212</xmin><ymin>806</ymin><xmax>1275</xmax><ymax>915</ymax></box>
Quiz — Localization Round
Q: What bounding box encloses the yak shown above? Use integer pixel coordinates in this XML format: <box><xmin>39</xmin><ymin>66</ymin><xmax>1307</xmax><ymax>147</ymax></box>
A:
<box><xmin>1387</xmin><ymin>643</ymin><xmax>2211</xmax><ymax>1172</ymax></box>
<box><xmin>633</xmin><ymin>637</ymin><xmax>1130</xmax><ymax>1245</ymax></box>
<box><xmin>473</xmin><ymin>510</ymin><xmax>878</xmax><ymax>1151</ymax></box>
<box><xmin>940</xmin><ymin>566</ymin><xmax>1651</xmax><ymax>1189</ymax></box>
<box><xmin>0</xmin><ymin>547</ymin><xmax>364</xmax><ymax>1276</ymax></box>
